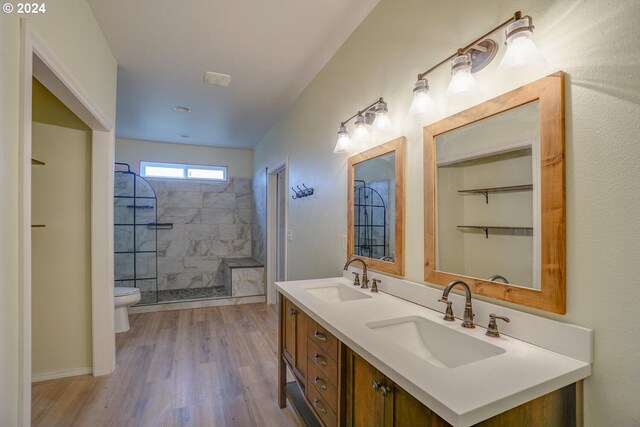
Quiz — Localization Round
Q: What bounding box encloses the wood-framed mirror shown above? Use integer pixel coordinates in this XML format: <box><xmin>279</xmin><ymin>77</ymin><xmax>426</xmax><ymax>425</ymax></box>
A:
<box><xmin>424</xmin><ymin>72</ymin><xmax>565</xmax><ymax>313</ymax></box>
<box><xmin>348</xmin><ymin>137</ymin><xmax>405</xmax><ymax>276</ymax></box>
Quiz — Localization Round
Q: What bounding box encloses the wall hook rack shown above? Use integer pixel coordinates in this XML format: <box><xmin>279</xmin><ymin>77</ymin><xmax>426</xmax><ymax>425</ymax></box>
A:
<box><xmin>291</xmin><ymin>183</ymin><xmax>314</xmax><ymax>199</ymax></box>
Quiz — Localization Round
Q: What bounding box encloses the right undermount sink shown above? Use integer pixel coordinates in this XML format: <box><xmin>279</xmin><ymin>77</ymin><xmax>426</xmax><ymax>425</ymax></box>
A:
<box><xmin>303</xmin><ymin>282</ymin><xmax>372</xmax><ymax>303</ymax></box>
<box><xmin>366</xmin><ymin>315</ymin><xmax>505</xmax><ymax>369</ymax></box>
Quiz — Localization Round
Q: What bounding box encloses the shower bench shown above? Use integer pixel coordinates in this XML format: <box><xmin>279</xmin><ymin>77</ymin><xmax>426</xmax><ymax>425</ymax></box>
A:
<box><xmin>222</xmin><ymin>257</ymin><xmax>265</xmax><ymax>297</ymax></box>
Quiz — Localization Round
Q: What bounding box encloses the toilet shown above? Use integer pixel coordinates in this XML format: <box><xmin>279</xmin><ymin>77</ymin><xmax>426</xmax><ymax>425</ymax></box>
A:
<box><xmin>114</xmin><ymin>287</ymin><xmax>141</xmax><ymax>333</ymax></box>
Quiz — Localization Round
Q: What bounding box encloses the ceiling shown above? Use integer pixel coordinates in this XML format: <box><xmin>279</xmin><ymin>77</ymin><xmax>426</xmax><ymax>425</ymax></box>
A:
<box><xmin>87</xmin><ymin>0</ymin><xmax>381</xmax><ymax>149</ymax></box>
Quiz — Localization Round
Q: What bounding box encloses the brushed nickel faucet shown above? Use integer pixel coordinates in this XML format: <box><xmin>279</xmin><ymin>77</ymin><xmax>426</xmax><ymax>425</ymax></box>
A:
<box><xmin>485</xmin><ymin>314</ymin><xmax>510</xmax><ymax>337</ymax></box>
<box><xmin>438</xmin><ymin>280</ymin><xmax>475</xmax><ymax>328</ymax></box>
<box><xmin>488</xmin><ymin>274</ymin><xmax>509</xmax><ymax>284</ymax></box>
<box><xmin>370</xmin><ymin>278</ymin><xmax>380</xmax><ymax>293</ymax></box>
<box><xmin>343</xmin><ymin>257</ymin><xmax>369</xmax><ymax>289</ymax></box>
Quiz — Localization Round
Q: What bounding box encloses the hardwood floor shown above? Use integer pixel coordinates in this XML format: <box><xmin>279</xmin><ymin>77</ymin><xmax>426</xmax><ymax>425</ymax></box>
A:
<box><xmin>32</xmin><ymin>303</ymin><xmax>303</xmax><ymax>427</ymax></box>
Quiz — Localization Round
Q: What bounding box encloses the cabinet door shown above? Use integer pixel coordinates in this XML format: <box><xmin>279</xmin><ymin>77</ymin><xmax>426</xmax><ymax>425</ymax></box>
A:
<box><xmin>385</xmin><ymin>383</ymin><xmax>450</xmax><ymax>427</ymax></box>
<box><xmin>282</xmin><ymin>298</ymin><xmax>296</xmax><ymax>366</ymax></box>
<box><xmin>345</xmin><ymin>349</ymin><xmax>385</xmax><ymax>427</ymax></box>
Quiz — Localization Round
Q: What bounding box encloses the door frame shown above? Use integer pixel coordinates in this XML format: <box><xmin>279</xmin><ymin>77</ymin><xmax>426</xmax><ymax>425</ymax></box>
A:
<box><xmin>266</xmin><ymin>159</ymin><xmax>288</xmax><ymax>304</ymax></box>
<box><xmin>19</xmin><ymin>20</ymin><xmax>116</xmax><ymax>426</ymax></box>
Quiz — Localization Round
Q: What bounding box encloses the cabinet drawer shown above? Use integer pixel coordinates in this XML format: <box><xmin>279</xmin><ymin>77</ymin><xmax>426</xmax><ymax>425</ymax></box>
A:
<box><xmin>308</xmin><ymin>338</ymin><xmax>338</xmax><ymax>386</ymax></box>
<box><xmin>307</xmin><ymin>378</ymin><xmax>338</xmax><ymax>427</ymax></box>
<box><xmin>307</xmin><ymin>355</ymin><xmax>338</xmax><ymax>412</ymax></box>
<box><xmin>308</xmin><ymin>318</ymin><xmax>338</xmax><ymax>361</ymax></box>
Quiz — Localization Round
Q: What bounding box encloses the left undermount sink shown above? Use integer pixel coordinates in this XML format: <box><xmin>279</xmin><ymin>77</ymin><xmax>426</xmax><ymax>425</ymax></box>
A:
<box><xmin>367</xmin><ymin>315</ymin><xmax>505</xmax><ymax>369</ymax></box>
<box><xmin>304</xmin><ymin>282</ymin><xmax>372</xmax><ymax>303</ymax></box>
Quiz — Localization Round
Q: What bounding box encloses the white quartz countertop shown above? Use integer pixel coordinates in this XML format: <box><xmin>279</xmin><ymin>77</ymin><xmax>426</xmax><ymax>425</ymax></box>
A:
<box><xmin>276</xmin><ymin>277</ymin><xmax>591</xmax><ymax>427</ymax></box>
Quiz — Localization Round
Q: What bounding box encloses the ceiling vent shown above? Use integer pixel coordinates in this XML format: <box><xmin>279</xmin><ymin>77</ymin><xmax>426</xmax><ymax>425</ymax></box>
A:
<box><xmin>204</xmin><ymin>71</ymin><xmax>231</xmax><ymax>87</ymax></box>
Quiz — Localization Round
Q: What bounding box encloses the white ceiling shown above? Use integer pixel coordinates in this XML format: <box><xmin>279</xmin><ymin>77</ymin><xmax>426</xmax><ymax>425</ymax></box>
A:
<box><xmin>87</xmin><ymin>0</ymin><xmax>381</xmax><ymax>149</ymax></box>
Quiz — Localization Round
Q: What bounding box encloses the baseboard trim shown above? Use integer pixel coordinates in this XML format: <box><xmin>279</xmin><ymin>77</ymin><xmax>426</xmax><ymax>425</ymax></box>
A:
<box><xmin>32</xmin><ymin>367</ymin><xmax>93</xmax><ymax>383</ymax></box>
<box><xmin>128</xmin><ymin>295</ymin><xmax>266</xmax><ymax>314</ymax></box>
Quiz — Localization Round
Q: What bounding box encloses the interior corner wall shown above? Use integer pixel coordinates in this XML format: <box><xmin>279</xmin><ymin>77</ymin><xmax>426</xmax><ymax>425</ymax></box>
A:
<box><xmin>251</xmin><ymin>0</ymin><xmax>640</xmax><ymax>425</ymax></box>
<box><xmin>0</xmin><ymin>1</ymin><xmax>117</xmax><ymax>424</ymax></box>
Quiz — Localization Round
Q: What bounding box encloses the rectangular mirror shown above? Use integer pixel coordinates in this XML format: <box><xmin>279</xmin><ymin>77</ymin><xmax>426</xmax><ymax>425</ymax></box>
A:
<box><xmin>348</xmin><ymin>137</ymin><xmax>405</xmax><ymax>275</ymax></box>
<box><xmin>425</xmin><ymin>73</ymin><xmax>565</xmax><ymax>313</ymax></box>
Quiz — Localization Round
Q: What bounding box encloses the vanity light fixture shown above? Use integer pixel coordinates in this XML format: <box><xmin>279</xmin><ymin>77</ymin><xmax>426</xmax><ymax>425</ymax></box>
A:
<box><xmin>410</xmin><ymin>11</ymin><xmax>546</xmax><ymax>115</ymax></box>
<box><xmin>334</xmin><ymin>97</ymin><xmax>389</xmax><ymax>154</ymax></box>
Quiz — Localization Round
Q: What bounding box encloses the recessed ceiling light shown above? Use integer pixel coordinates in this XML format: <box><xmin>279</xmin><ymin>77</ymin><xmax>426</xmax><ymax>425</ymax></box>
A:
<box><xmin>174</xmin><ymin>106</ymin><xmax>190</xmax><ymax>113</ymax></box>
<box><xmin>180</xmin><ymin>134</ymin><xmax>190</xmax><ymax>139</ymax></box>
<box><xmin>204</xmin><ymin>71</ymin><xmax>231</xmax><ymax>87</ymax></box>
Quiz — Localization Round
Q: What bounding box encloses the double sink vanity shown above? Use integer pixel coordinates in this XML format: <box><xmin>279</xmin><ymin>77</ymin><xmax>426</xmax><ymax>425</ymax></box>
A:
<box><xmin>277</xmin><ymin>73</ymin><xmax>592</xmax><ymax>426</ymax></box>
<box><xmin>276</xmin><ymin>273</ymin><xmax>591</xmax><ymax>427</ymax></box>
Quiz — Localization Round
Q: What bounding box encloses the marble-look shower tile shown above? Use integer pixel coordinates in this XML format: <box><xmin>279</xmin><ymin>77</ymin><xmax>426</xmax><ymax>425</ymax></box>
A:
<box><xmin>233</xmin><ymin>239</ymin><xmax>252</xmax><ymax>256</ymax></box>
<box><xmin>236</xmin><ymin>193</ymin><xmax>252</xmax><ymax>209</ymax></box>
<box><xmin>158</xmin><ymin>256</ymin><xmax>184</xmax><ymax>274</ymax></box>
<box><xmin>114</xmin><ymin>199</ymin><xmax>134</xmax><ymax>225</ymax></box>
<box><xmin>136</xmin><ymin>279</ymin><xmax>157</xmax><ymax>292</ymax></box>
<box><xmin>200</xmin><ymin>180</ymin><xmax>233</xmax><ymax>193</ymax></box>
<box><xmin>202</xmin><ymin>192</ymin><xmax>236</xmax><ymax>209</ymax></box>
<box><xmin>159</xmin><ymin>207</ymin><xmax>200</xmax><ymax>224</ymax></box>
<box><xmin>234</xmin><ymin>208</ymin><xmax>252</xmax><ymax>224</ymax></box>
<box><xmin>115</xmin><ymin>226</ymin><xmax>134</xmax><ymax>252</ymax></box>
<box><xmin>233</xmin><ymin>178</ymin><xmax>252</xmax><ymax>195</ymax></box>
<box><xmin>165</xmin><ymin>191</ymin><xmax>203</xmax><ymax>208</ymax></box>
<box><xmin>218</xmin><ymin>224</ymin><xmax>239</xmax><ymax>239</ymax></box>
<box><xmin>136</xmin><ymin>253</ymin><xmax>157</xmax><ymax>278</ymax></box>
<box><xmin>165</xmin><ymin>272</ymin><xmax>203</xmax><ymax>290</ymax></box>
<box><xmin>200</xmin><ymin>209</ymin><xmax>234</xmax><ymax>225</ymax></box>
<box><xmin>184</xmin><ymin>224</ymin><xmax>220</xmax><ymax>240</ymax></box>
<box><xmin>201</xmin><ymin>240</ymin><xmax>234</xmax><ymax>257</ymax></box>
<box><xmin>135</xmin><ymin>175</ymin><xmax>156</xmax><ymax>198</ymax></box>
<box><xmin>161</xmin><ymin>179</ymin><xmax>202</xmax><ymax>192</ymax></box>
<box><xmin>184</xmin><ymin>256</ymin><xmax>219</xmax><ymax>273</ymax></box>
<box><xmin>159</xmin><ymin>240</ymin><xmax>200</xmax><ymax>257</ymax></box>
<box><xmin>114</xmin><ymin>173</ymin><xmax>134</xmax><ymax>197</ymax></box>
<box><xmin>157</xmin><ymin>224</ymin><xmax>185</xmax><ymax>241</ymax></box>
<box><xmin>136</xmin><ymin>227</ymin><xmax>157</xmax><ymax>252</ymax></box>
<box><xmin>115</xmin><ymin>253</ymin><xmax>135</xmax><ymax>280</ymax></box>
<box><xmin>238</xmin><ymin>224</ymin><xmax>251</xmax><ymax>240</ymax></box>
<box><xmin>251</xmin><ymin>171</ymin><xmax>267</xmax><ymax>264</ymax></box>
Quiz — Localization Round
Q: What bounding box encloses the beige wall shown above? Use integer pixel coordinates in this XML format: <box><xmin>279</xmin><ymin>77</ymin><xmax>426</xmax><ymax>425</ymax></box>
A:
<box><xmin>115</xmin><ymin>138</ymin><xmax>253</xmax><ymax>178</ymax></box>
<box><xmin>1</xmin><ymin>2</ymin><xmax>116</xmax><ymax>424</ymax></box>
<box><xmin>253</xmin><ymin>0</ymin><xmax>640</xmax><ymax>425</ymax></box>
<box><xmin>32</xmin><ymin>122</ymin><xmax>92</xmax><ymax>377</ymax></box>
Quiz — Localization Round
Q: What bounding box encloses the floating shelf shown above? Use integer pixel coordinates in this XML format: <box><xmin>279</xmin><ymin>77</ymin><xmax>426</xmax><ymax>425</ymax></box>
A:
<box><xmin>458</xmin><ymin>184</ymin><xmax>533</xmax><ymax>203</ymax></box>
<box><xmin>457</xmin><ymin>225</ymin><xmax>533</xmax><ymax>239</ymax></box>
<box><xmin>31</xmin><ymin>224</ymin><xmax>46</xmax><ymax>228</ymax></box>
<box><xmin>31</xmin><ymin>158</ymin><xmax>45</xmax><ymax>166</ymax></box>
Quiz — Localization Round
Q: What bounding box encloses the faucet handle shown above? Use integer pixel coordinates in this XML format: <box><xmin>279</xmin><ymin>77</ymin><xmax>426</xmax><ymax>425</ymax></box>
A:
<box><xmin>352</xmin><ymin>272</ymin><xmax>360</xmax><ymax>287</ymax></box>
<box><xmin>438</xmin><ymin>298</ymin><xmax>455</xmax><ymax>321</ymax></box>
<box><xmin>486</xmin><ymin>313</ymin><xmax>510</xmax><ymax>337</ymax></box>
<box><xmin>371</xmin><ymin>278</ymin><xmax>380</xmax><ymax>293</ymax></box>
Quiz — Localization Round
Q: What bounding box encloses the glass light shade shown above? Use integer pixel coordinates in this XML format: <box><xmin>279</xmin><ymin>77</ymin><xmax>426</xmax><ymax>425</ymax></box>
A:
<box><xmin>334</xmin><ymin>126</ymin><xmax>355</xmax><ymax>154</ymax></box>
<box><xmin>446</xmin><ymin>54</ymin><xmax>482</xmax><ymax>112</ymax></box>
<box><xmin>353</xmin><ymin>123</ymin><xmax>369</xmax><ymax>144</ymax></box>
<box><xmin>373</xmin><ymin>100</ymin><xmax>392</xmax><ymax>131</ymax></box>
<box><xmin>499</xmin><ymin>21</ymin><xmax>548</xmax><ymax>84</ymax></box>
<box><xmin>410</xmin><ymin>79</ymin><xmax>440</xmax><ymax>124</ymax></box>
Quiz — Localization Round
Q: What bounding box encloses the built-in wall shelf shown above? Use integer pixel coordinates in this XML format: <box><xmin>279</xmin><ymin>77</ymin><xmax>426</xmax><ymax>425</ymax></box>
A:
<box><xmin>458</xmin><ymin>184</ymin><xmax>533</xmax><ymax>203</ymax></box>
<box><xmin>31</xmin><ymin>158</ymin><xmax>45</xmax><ymax>166</ymax></box>
<box><xmin>31</xmin><ymin>224</ymin><xmax>46</xmax><ymax>228</ymax></box>
<box><xmin>457</xmin><ymin>225</ymin><xmax>533</xmax><ymax>239</ymax></box>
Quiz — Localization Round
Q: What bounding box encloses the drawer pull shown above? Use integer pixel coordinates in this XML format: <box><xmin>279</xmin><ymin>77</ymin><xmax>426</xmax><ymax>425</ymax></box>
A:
<box><xmin>313</xmin><ymin>330</ymin><xmax>327</xmax><ymax>342</ymax></box>
<box><xmin>314</xmin><ymin>376</ymin><xmax>327</xmax><ymax>390</ymax></box>
<box><xmin>288</xmin><ymin>307</ymin><xmax>297</xmax><ymax>316</ymax></box>
<box><xmin>314</xmin><ymin>353</ymin><xmax>327</xmax><ymax>366</ymax></box>
<box><xmin>313</xmin><ymin>398</ymin><xmax>327</xmax><ymax>414</ymax></box>
<box><xmin>372</xmin><ymin>380</ymin><xmax>383</xmax><ymax>391</ymax></box>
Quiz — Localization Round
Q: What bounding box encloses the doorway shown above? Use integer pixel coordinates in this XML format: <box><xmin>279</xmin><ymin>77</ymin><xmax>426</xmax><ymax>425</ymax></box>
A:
<box><xmin>266</xmin><ymin>161</ymin><xmax>288</xmax><ymax>304</ymax></box>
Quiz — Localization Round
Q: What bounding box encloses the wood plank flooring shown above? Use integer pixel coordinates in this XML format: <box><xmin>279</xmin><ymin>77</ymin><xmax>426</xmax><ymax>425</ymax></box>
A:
<box><xmin>32</xmin><ymin>303</ymin><xmax>303</xmax><ymax>427</ymax></box>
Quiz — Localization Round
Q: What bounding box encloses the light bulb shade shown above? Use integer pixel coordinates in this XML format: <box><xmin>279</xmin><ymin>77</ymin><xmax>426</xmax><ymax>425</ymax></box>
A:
<box><xmin>409</xmin><ymin>78</ymin><xmax>439</xmax><ymax>119</ymax></box>
<box><xmin>499</xmin><ymin>17</ymin><xmax>548</xmax><ymax>83</ymax></box>
<box><xmin>446</xmin><ymin>53</ymin><xmax>483</xmax><ymax>112</ymax></box>
<box><xmin>373</xmin><ymin>100</ymin><xmax>392</xmax><ymax>130</ymax></box>
<box><xmin>334</xmin><ymin>125</ymin><xmax>355</xmax><ymax>154</ymax></box>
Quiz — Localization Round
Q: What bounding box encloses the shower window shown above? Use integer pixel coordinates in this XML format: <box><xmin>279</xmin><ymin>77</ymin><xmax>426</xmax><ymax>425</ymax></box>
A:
<box><xmin>140</xmin><ymin>161</ymin><xmax>227</xmax><ymax>181</ymax></box>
